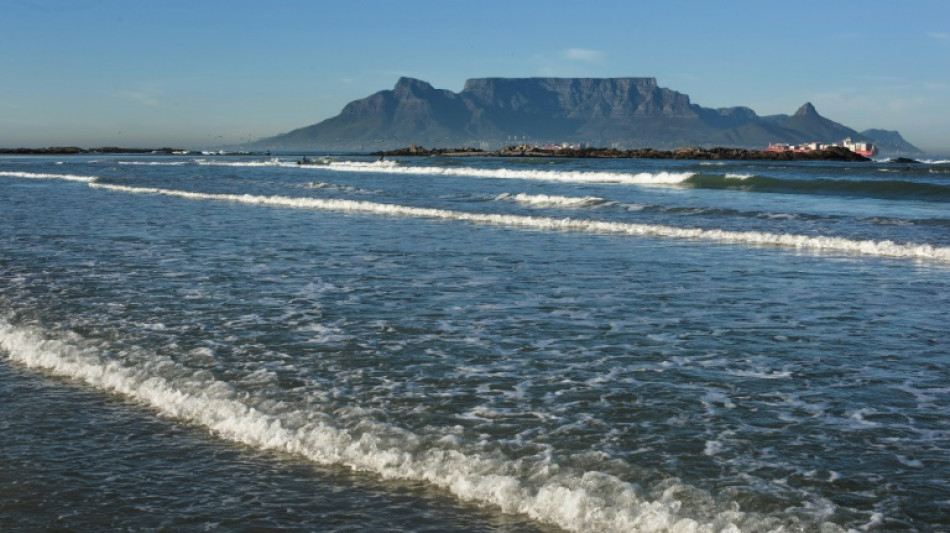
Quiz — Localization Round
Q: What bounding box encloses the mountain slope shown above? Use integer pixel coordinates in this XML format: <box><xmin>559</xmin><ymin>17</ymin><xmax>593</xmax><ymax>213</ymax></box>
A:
<box><xmin>255</xmin><ymin>77</ymin><xmax>921</xmax><ymax>153</ymax></box>
<box><xmin>859</xmin><ymin>129</ymin><xmax>923</xmax><ymax>154</ymax></box>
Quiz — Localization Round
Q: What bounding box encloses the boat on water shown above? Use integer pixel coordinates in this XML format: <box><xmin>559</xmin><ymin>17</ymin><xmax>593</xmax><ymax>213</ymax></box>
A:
<box><xmin>766</xmin><ymin>137</ymin><xmax>878</xmax><ymax>157</ymax></box>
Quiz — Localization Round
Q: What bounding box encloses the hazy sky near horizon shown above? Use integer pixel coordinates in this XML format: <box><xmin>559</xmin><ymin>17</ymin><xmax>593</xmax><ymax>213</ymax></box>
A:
<box><xmin>2</xmin><ymin>0</ymin><xmax>948</xmax><ymax>152</ymax></box>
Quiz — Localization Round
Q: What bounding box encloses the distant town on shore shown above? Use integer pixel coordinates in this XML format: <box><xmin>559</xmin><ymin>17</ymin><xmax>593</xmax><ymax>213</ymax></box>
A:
<box><xmin>371</xmin><ymin>144</ymin><xmax>876</xmax><ymax>162</ymax></box>
<box><xmin>3</xmin><ymin>144</ymin><xmax>927</xmax><ymax>164</ymax></box>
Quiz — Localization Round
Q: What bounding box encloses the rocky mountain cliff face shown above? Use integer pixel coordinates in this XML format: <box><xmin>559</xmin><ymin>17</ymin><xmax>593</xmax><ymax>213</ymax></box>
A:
<box><xmin>257</xmin><ymin>77</ymin><xmax>920</xmax><ymax>153</ymax></box>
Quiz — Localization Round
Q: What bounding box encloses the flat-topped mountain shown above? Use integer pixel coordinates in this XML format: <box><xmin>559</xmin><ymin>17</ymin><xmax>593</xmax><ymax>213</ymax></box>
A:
<box><xmin>256</xmin><ymin>77</ymin><xmax>921</xmax><ymax>154</ymax></box>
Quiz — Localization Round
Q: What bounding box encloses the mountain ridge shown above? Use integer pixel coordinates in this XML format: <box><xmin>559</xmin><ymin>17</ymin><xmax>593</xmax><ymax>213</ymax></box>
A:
<box><xmin>256</xmin><ymin>77</ymin><xmax>921</xmax><ymax>154</ymax></box>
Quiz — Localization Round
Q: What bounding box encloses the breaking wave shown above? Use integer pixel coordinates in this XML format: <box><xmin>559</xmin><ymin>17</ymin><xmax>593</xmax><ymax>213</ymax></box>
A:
<box><xmin>0</xmin><ymin>318</ymin><xmax>844</xmax><ymax>532</ymax></box>
<box><xmin>4</xmin><ymin>170</ymin><xmax>948</xmax><ymax>263</ymax></box>
<box><xmin>0</xmin><ymin>171</ymin><xmax>97</xmax><ymax>183</ymax></box>
<box><xmin>117</xmin><ymin>161</ymin><xmax>191</xmax><ymax>166</ymax></box>
<box><xmin>196</xmin><ymin>158</ymin><xmax>291</xmax><ymax>167</ymax></box>
<box><xmin>318</xmin><ymin>161</ymin><xmax>695</xmax><ymax>185</ymax></box>
<box><xmin>495</xmin><ymin>192</ymin><xmax>611</xmax><ymax>208</ymax></box>
<box><xmin>85</xmin><ymin>181</ymin><xmax>950</xmax><ymax>263</ymax></box>
<box><xmin>117</xmin><ymin>159</ymin><xmax>294</xmax><ymax>168</ymax></box>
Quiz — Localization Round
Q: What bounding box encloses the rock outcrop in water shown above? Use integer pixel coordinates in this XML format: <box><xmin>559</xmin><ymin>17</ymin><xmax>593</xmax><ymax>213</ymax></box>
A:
<box><xmin>255</xmin><ymin>77</ymin><xmax>921</xmax><ymax>154</ymax></box>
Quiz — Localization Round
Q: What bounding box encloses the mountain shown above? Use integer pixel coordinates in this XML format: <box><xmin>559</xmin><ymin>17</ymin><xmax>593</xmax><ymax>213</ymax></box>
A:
<box><xmin>858</xmin><ymin>129</ymin><xmax>922</xmax><ymax>154</ymax></box>
<box><xmin>255</xmin><ymin>77</ymin><xmax>921</xmax><ymax>153</ymax></box>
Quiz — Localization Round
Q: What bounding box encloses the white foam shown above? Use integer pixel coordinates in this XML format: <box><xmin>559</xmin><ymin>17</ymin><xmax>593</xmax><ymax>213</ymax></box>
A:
<box><xmin>117</xmin><ymin>161</ymin><xmax>191</xmax><ymax>166</ymax></box>
<box><xmin>728</xmin><ymin>369</ymin><xmax>793</xmax><ymax>379</ymax></box>
<box><xmin>846</xmin><ymin>408</ymin><xmax>881</xmax><ymax>429</ymax></box>
<box><xmin>114</xmin><ymin>158</ymin><xmax>292</xmax><ymax>168</ymax></box>
<box><xmin>0</xmin><ymin>171</ymin><xmax>97</xmax><ymax>183</ymax></box>
<box><xmin>301</xmin><ymin>181</ymin><xmax>375</xmax><ymax>194</ymax></box>
<box><xmin>861</xmin><ymin>513</ymin><xmax>885</xmax><ymax>530</ymax></box>
<box><xmin>495</xmin><ymin>192</ymin><xmax>608</xmax><ymax>208</ymax></box>
<box><xmin>194</xmin><ymin>158</ymin><xmax>294</xmax><ymax>168</ymax></box>
<box><xmin>318</xmin><ymin>160</ymin><xmax>696</xmax><ymax>185</ymax></box>
<box><xmin>704</xmin><ymin>440</ymin><xmax>726</xmax><ymax>456</ymax></box>
<box><xmin>6</xmin><ymin>169</ymin><xmax>948</xmax><ymax>263</ymax></box>
<box><xmin>0</xmin><ymin>318</ymin><xmax>806</xmax><ymax>533</ymax></box>
<box><xmin>86</xmin><ymin>182</ymin><xmax>950</xmax><ymax>263</ymax></box>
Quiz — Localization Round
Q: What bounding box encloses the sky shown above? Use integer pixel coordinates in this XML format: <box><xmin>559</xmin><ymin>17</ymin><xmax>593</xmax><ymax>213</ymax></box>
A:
<box><xmin>2</xmin><ymin>0</ymin><xmax>948</xmax><ymax>153</ymax></box>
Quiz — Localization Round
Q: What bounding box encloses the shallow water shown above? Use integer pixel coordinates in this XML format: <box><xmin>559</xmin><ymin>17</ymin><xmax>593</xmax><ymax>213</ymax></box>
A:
<box><xmin>2</xmin><ymin>153</ymin><xmax>948</xmax><ymax>531</ymax></box>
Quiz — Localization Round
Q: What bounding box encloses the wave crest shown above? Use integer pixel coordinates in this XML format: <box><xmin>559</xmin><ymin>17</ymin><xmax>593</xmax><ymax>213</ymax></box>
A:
<box><xmin>0</xmin><ymin>171</ymin><xmax>97</xmax><ymax>183</ymax></box>
<box><xmin>496</xmin><ymin>192</ymin><xmax>610</xmax><ymax>208</ymax></box>
<box><xmin>5</xmin><ymin>170</ymin><xmax>947</xmax><ymax>263</ymax></box>
<box><xmin>318</xmin><ymin>161</ymin><xmax>695</xmax><ymax>185</ymax></box>
<box><xmin>1</xmin><ymin>318</ymin><xmax>833</xmax><ymax>533</ymax></box>
<box><xmin>86</xmin><ymin>181</ymin><xmax>950</xmax><ymax>263</ymax></box>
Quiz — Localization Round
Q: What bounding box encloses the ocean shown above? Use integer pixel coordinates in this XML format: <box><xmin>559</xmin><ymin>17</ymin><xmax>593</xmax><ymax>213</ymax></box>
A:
<box><xmin>1</xmin><ymin>152</ymin><xmax>948</xmax><ymax>532</ymax></box>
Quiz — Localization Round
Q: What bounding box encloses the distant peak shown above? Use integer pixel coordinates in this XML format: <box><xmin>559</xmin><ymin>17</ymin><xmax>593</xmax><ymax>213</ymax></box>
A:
<box><xmin>392</xmin><ymin>77</ymin><xmax>436</xmax><ymax>98</ymax></box>
<box><xmin>794</xmin><ymin>102</ymin><xmax>818</xmax><ymax>116</ymax></box>
<box><xmin>394</xmin><ymin>77</ymin><xmax>433</xmax><ymax>90</ymax></box>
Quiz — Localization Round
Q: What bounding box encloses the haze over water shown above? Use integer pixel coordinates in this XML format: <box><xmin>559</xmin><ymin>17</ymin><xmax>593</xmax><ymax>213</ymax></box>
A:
<box><xmin>2</xmin><ymin>152</ymin><xmax>949</xmax><ymax>531</ymax></box>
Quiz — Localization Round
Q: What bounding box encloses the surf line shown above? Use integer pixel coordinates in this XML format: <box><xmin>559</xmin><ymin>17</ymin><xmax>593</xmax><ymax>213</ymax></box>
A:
<box><xmin>319</xmin><ymin>161</ymin><xmax>695</xmax><ymax>185</ymax></box>
<box><xmin>87</xmin><ymin>182</ymin><xmax>950</xmax><ymax>263</ymax></box>
<box><xmin>0</xmin><ymin>318</ymin><xmax>748</xmax><ymax>533</ymax></box>
<box><xmin>0</xmin><ymin>171</ymin><xmax>98</xmax><ymax>183</ymax></box>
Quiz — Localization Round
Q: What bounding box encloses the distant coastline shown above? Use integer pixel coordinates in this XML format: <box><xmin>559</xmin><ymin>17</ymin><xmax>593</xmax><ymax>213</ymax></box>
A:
<box><xmin>259</xmin><ymin>77</ymin><xmax>923</xmax><ymax>155</ymax></box>
<box><xmin>3</xmin><ymin>145</ymin><xmax>890</xmax><ymax>162</ymax></box>
<box><xmin>0</xmin><ymin>147</ymin><xmax>195</xmax><ymax>155</ymax></box>
<box><xmin>374</xmin><ymin>144</ymin><xmax>873</xmax><ymax>162</ymax></box>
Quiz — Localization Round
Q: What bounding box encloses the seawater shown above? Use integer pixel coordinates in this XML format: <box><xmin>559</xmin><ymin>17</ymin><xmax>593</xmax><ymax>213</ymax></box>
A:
<box><xmin>1</xmin><ymin>153</ymin><xmax>948</xmax><ymax>532</ymax></box>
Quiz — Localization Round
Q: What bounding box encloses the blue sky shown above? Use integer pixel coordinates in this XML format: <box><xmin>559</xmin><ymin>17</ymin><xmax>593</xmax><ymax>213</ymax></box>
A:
<box><xmin>2</xmin><ymin>0</ymin><xmax>948</xmax><ymax>152</ymax></box>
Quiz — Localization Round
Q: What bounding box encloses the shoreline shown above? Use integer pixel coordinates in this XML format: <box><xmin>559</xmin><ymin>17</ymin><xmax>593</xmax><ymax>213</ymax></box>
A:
<box><xmin>8</xmin><ymin>145</ymin><xmax>923</xmax><ymax>163</ymax></box>
<box><xmin>374</xmin><ymin>144</ymin><xmax>873</xmax><ymax>162</ymax></box>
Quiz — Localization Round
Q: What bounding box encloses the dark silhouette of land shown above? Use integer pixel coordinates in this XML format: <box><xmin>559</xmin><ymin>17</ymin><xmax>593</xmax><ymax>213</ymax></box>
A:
<box><xmin>374</xmin><ymin>144</ymin><xmax>872</xmax><ymax>162</ymax></box>
<box><xmin>0</xmin><ymin>147</ymin><xmax>194</xmax><ymax>155</ymax></box>
<box><xmin>257</xmin><ymin>77</ymin><xmax>921</xmax><ymax>154</ymax></box>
